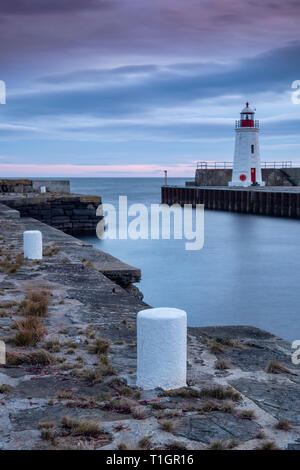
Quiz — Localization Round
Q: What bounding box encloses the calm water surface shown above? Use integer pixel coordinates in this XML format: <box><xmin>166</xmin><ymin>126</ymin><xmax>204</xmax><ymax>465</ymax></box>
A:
<box><xmin>69</xmin><ymin>177</ymin><xmax>300</xmax><ymax>341</ymax></box>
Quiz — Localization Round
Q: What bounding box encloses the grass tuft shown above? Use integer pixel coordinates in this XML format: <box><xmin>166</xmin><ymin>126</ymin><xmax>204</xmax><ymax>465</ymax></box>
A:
<box><xmin>44</xmin><ymin>339</ymin><xmax>61</xmax><ymax>352</ymax></box>
<box><xmin>0</xmin><ymin>384</ymin><xmax>12</xmax><ymax>394</ymax></box>
<box><xmin>164</xmin><ymin>441</ymin><xmax>187</xmax><ymax>450</ymax></box>
<box><xmin>14</xmin><ymin>316</ymin><xmax>45</xmax><ymax>346</ymax></box>
<box><xmin>108</xmin><ymin>397</ymin><xmax>135</xmax><ymax>414</ymax></box>
<box><xmin>275</xmin><ymin>419</ymin><xmax>291</xmax><ymax>431</ymax></box>
<box><xmin>38</xmin><ymin>421</ymin><xmax>56</xmax><ymax>430</ymax></box>
<box><xmin>57</xmin><ymin>390</ymin><xmax>73</xmax><ymax>399</ymax></box>
<box><xmin>43</xmin><ymin>244</ymin><xmax>60</xmax><ymax>257</ymax></box>
<box><xmin>6</xmin><ymin>349</ymin><xmax>53</xmax><ymax>365</ymax></box>
<box><xmin>163</xmin><ymin>386</ymin><xmax>242</xmax><ymax>402</ymax></box>
<box><xmin>201</xmin><ymin>400</ymin><xmax>234</xmax><ymax>413</ymax></box>
<box><xmin>61</xmin><ymin>415</ymin><xmax>103</xmax><ymax>437</ymax></box>
<box><xmin>0</xmin><ymin>253</ymin><xmax>23</xmax><ymax>274</ymax></box>
<box><xmin>20</xmin><ymin>289</ymin><xmax>50</xmax><ymax>317</ymax></box>
<box><xmin>209</xmin><ymin>440</ymin><xmax>227</xmax><ymax>450</ymax></box>
<box><xmin>132</xmin><ymin>407</ymin><xmax>147</xmax><ymax>420</ymax></box>
<box><xmin>266</xmin><ymin>359</ymin><xmax>291</xmax><ymax>374</ymax></box>
<box><xmin>207</xmin><ymin>339</ymin><xmax>225</xmax><ymax>354</ymax></box>
<box><xmin>118</xmin><ymin>443</ymin><xmax>127</xmax><ymax>450</ymax></box>
<box><xmin>238</xmin><ymin>409</ymin><xmax>255</xmax><ymax>420</ymax></box>
<box><xmin>159</xmin><ymin>420</ymin><xmax>175</xmax><ymax>432</ymax></box>
<box><xmin>214</xmin><ymin>359</ymin><xmax>230</xmax><ymax>370</ymax></box>
<box><xmin>138</xmin><ymin>436</ymin><xmax>151</xmax><ymax>449</ymax></box>
<box><xmin>256</xmin><ymin>441</ymin><xmax>279</xmax><ymax>450</ymax></box>
<box><xmin>82</xmin><ymin>360</ymin><xmax>116</xmax><ymax>384</ymax></box>
<box><xmin>88</xmin><ymin>337</ymin><xmax>110</xmax><ymax>355</ymax></box>
<box><xmin>201</xmin><ymin>386</ymin><xmax>242</xmax><ymax>402</ymax></box>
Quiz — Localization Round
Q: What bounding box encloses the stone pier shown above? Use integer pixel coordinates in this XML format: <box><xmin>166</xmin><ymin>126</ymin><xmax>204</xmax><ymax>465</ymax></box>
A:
<box><xmin>0</xmin><ymin>179</ymin><xmax>102</xmax><ymax>235</ymax></box>
<box><xmin>162</xmin><ymin>185</ymin><xmax>300</xmax><ymax>219</ymax></box>
<box><xmin>1</xmin><ymin>191</ymin><xmax>300</xmax><ymax>450</ymax></box>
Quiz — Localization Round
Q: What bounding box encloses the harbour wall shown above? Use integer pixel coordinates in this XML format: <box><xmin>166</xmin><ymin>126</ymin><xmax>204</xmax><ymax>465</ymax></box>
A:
<box><xmin>0</xmin><ymin>194</ymin><xmax>102</xmax><ymax>235</ymax></box>
<box><xmin>162</xmin><ymin>185</ymin><xmax>300</xmax><ymax>218</ymax></box>
<box><xmin>0</xmin><ymin>178</ymin><xmax>70</xmax><ymax>194</ymax></box>
<box><xmin>193</xmin><ymin>168</ymin><xmax>300</xmax><ymax>187</ymax></box>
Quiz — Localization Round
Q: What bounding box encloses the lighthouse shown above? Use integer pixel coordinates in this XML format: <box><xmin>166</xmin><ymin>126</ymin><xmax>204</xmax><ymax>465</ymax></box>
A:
<box><xmin>229</xmin><ymin>103</ymin><xmax>265</xmax><ymax>187</ymax></box>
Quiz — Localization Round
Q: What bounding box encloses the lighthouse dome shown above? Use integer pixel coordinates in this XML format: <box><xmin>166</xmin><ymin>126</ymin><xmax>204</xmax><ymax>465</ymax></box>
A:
<box><xmin>241</xmin><ymin>102</ymin><xmax>255</xmax><ymax>114</ymax></box>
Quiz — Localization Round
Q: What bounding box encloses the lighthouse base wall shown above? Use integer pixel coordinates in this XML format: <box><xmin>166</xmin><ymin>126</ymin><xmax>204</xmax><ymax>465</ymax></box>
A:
<box><xmin>229</xmin><ymin>180</ymin><xmax>265</xmax><ymax>187</ymax></box>
<box><xmin>195</xmin><ymin>169</ymin><xmax>232</xmax><ymax>186</ymax></box>
<box><xmin>194</xmin><ymin>168</ymin><xmax>300</xmax><ymax>187</ymax></box>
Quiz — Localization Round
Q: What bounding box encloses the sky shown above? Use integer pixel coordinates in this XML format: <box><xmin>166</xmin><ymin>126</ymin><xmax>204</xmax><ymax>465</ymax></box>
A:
<box><xmin>0</xmin><ymin>0</ymin><xmax>300</xmax><ymax>177</ymax></box>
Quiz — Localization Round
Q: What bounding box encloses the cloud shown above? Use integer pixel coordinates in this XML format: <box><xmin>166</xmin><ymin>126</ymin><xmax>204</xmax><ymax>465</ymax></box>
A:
<box><xmin>2</xmin><ymin>43</ymin><xmax>300</xmax><ymax>130</ymax></box>
<box><xmin>0</xmin><ymin>0</ymin><xmax>112</xmax><ymax>15</ymax></box>
<box><xmin>0</xmin><ymin>1</ymin><xmax>300</xmax><ymax>173</ymax></box>
<box><xmin>39</xmin><ymin>65</ymin><xmax>159</xmax><ymax>85</ymax></box>
<box><xmin>1</xmin><ymin>0</ymin><xmax>300</xmax><ymax>73</ymax></box>
<box><xmin>0</xmin><ymin>163</ymin><xmax>195</xmax><ymax>177</ymax></box>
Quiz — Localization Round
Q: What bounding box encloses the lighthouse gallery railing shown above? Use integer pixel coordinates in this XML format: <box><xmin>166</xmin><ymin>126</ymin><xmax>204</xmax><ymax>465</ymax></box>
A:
<box><xmin>196</xmin><ymin>161</ymin><xmax>293</xmax><ymax>169</ymax></box>
<box><xmin>235</xmin><ymin>120</ymin><xmax>259</xmax><ymax>129</ymax></box>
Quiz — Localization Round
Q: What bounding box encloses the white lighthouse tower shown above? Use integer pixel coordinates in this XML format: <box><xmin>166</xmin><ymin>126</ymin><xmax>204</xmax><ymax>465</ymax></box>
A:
<box><xmin>229</xmin><ymin>103</ymin><xmax>265</xmax><ymax>187</ymax></box>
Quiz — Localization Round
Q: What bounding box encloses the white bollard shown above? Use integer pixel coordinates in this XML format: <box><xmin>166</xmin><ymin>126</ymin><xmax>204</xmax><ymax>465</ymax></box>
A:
<box><xmin>40</xmin><ymin>186</ymin><xmax>46</xmax><ymax>194</ymax></box>
<box><xmin>137</xmin><ymin>307</ymin><xmax>187</xmax><ymax>390</ymax></box>
<box><xmin>23</xmin><ymin>230</ymin><xmax>43</xmax><ymax>260</ymax></box>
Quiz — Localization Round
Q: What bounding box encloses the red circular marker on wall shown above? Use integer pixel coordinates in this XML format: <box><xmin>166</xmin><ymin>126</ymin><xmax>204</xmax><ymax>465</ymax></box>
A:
<box><xmin>240</xmin><ymin>174</ymin><xmax>247</xmax><ymax>181</ymax></box>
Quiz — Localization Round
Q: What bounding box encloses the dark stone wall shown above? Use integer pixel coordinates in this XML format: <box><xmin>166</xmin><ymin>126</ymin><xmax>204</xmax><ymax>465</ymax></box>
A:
<box><xmin>262</xmin><ymin>168</ymin><xmax>300</xmax><ymax>187</ymax></box>
<box><xmin>162</xmin><ymin>185</ymin><xmax>300</xmax><ymax>219</ymax></box>
<box><xmin>0</xmin><ymin>179</ymin><xmax>33</xmax><ymax>193</ymax></box>
<box><xmin>195</xmin><ymin>169</ymin><xmax>232</xmax><ymax>186</ymax></box>
<box><xmin>1</xmin><ymin>195</ymin><xmax>102</xmax><ymax>235</ymax></box>
<box><xmin>194</xmin><ymin>168</ymin><xmax>300</xmax><ymax>187</ymax></box>
<box><xmin>0</xmin><ymin>179</ymin><xmax>70</xmax><ymax>193</ymax></box>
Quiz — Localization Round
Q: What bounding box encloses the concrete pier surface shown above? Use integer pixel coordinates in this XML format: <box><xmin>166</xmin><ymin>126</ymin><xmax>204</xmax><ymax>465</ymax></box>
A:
<box><xmin>162</xmin><ymin>185</ymin><xmax>300</xmax><ymax>218</ymax></box>
<box><xmin>1</xmin><ymin>199</ymin><xmax>300</xmax><ymax>450</ymax></box>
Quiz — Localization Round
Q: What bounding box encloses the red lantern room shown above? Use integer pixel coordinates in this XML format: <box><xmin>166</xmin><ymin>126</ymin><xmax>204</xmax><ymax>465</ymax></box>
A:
<box><xmin>235</xmin><ymin>102</ymin><xmax>259</xmax><ymax>129</ymax></box>
<box><xmin>240</xmin><ymin>102</ymin><xmax>254</xmax><ymax>127</ymax></box>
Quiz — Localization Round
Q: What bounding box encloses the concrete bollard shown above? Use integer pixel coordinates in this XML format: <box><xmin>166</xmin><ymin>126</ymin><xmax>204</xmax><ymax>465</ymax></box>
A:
<box><xmin>137</xmin><ymin>307</ymin><xmax>187</xmax><ymax>390</ymax></box>
<box><xmin>40</xmin><ymin>186</ymin><xmax>46</xmax><ymax>194</ymax></box>
<box><xmin>23</xmin><ymin>230</ymin><xmax>43</xmax><ymax>260</ymax></box>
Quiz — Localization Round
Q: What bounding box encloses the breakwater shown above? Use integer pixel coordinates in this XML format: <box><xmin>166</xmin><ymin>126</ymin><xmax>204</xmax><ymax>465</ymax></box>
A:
<box><xmin>0</xmin><ymin>178</ymin><xmax>70</xmax><ymax>194</ymax></box>
<box><xmin>0</xmin><ymin>178</ymin><xmax>102</xmax><ymax>235</ymax></box>
<box><xmin>0</xmin><ymin>195</ymin><xmax>300</xmax><ymax>450</ymax></box>
<box><xmin>0</xmin><ymin>193</ymin><xmax>102</xmax><ymax>235</ymax></box>
<box><xmin>162</xmin><ymin>185</ymin><xmax>300</xmax><ymax>218</ymax></box>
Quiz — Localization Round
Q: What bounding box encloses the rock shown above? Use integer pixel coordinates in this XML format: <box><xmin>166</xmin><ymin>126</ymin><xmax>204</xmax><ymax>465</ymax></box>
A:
<box><xmin>174</xmin><ymin>412</ymin><xmax>261</xmax><ymax>444</ymax></box>
<box><xmin>230</xmin><ymin>378</ymin><xmax>300</xmax><ymax>425</ymax></box>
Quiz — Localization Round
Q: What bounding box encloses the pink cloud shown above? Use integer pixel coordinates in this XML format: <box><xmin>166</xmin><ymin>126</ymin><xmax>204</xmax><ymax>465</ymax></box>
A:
<box><xmin>0</xmin><ymin>163</ymin><xmax>195</xmax><ymax>178</ymax></box>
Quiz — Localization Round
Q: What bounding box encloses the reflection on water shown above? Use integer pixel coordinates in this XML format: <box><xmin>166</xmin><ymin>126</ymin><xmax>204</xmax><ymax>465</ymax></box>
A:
<box><xmin>69</xmin><ymin>177</ymin><xmax>300</xmax><ymax>341</ymax></box>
